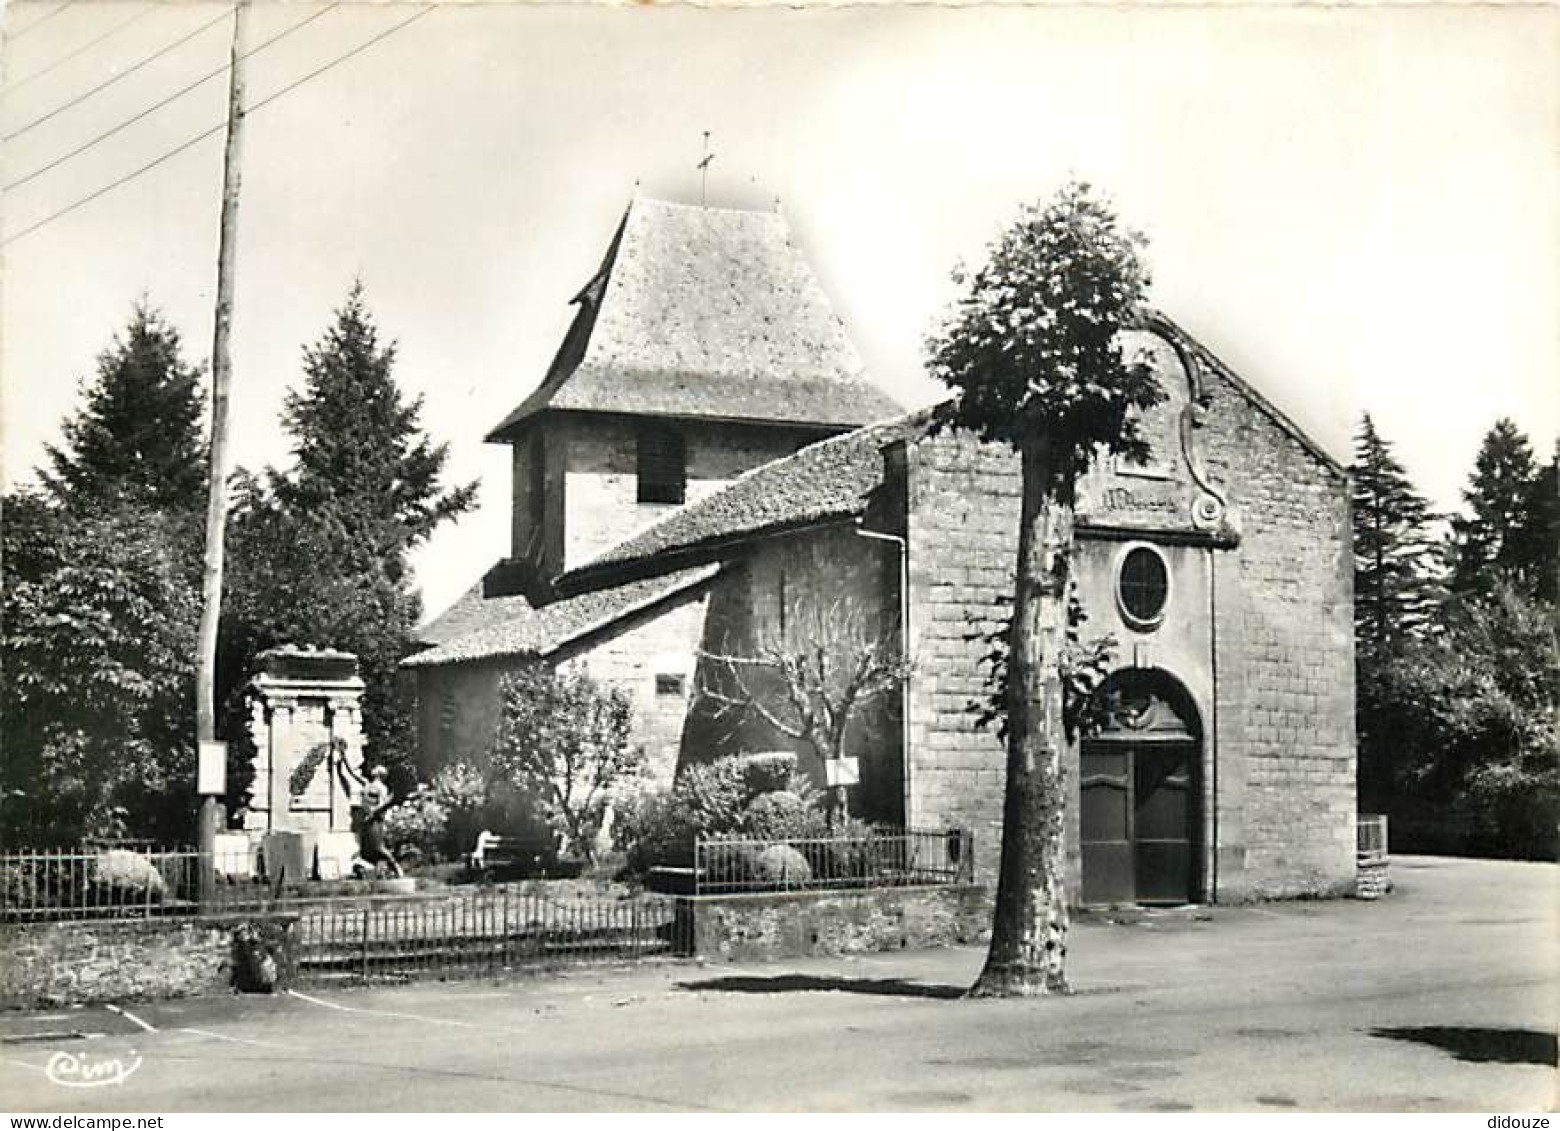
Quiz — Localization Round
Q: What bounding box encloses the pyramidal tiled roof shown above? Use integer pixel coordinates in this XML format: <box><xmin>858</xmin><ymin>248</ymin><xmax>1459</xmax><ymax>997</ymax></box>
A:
<box><xmin>486</xmin><ymin>197</ymin><xmax>900</xmax><ymax>440</ymax></box>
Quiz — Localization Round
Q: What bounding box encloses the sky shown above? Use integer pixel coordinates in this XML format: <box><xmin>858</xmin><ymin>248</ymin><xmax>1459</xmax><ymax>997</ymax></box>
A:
<box><xmin>2</xmin><ymin>1</ymin><xmax>1555</xmax><ymax>622</ymax></box>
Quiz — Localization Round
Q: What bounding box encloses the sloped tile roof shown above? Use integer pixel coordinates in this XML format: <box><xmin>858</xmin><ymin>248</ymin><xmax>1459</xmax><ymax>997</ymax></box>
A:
<box><xmin>486</xmin><ymin>197</ymin><xmax>900</xmax><ymax>440</ymax></box>
<box><xmin>404</xmin><ymin>564</ymin><xmax>720</xmax><ymax>668</ymax></box>
<box><xmin>552</xmin><ymin>316</ymin><xmax>1348</xmax><ymax>594</ymax></box>
<box><xmin>557</xmin><ymin>409</ymin><xmax>936</xmax><ymax>594</ymax></box>
<box><xmin>414</xmin><ymin>582</ymin><xmax>531</xmax><ymax>649</ymax></box>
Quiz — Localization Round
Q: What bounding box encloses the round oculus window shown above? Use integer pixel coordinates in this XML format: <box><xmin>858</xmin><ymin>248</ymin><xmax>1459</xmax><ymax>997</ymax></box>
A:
<box><xmin>1117</xmin><ymin>545</ymin><xmax>1169</xmax><ymax>629</ymax></box>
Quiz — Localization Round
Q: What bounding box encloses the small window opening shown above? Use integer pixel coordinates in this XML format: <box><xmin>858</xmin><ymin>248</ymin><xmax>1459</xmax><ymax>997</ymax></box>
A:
<box><xmin>637</xmin><ymin>423</ymin><xmax>686</xmax><ymax>504</ymax></box>
<box><xmin>655</xmin><ymin>673</ymin><xmax>686</xmax><ymax>697</ymax></box>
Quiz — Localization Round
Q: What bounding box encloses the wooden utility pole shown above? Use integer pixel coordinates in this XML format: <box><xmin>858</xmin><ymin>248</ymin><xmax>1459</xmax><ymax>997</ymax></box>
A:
<box><xmin>196</xmin><ymin>0</ymin><xmax>249</xmax><ymax>898</ymax></box>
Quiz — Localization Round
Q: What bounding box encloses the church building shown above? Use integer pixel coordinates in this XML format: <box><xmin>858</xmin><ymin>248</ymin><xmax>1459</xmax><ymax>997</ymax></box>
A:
<box><xmin>405</xmin><ymin>194</ymin><xmax>1357</xmax><ymax>905</ymax></box>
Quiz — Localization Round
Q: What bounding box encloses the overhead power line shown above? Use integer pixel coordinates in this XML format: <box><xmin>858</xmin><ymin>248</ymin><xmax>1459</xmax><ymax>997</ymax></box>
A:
<box><xmin>2</xmin><ymin>3</ymin><xmax>152</xmax><ymax>94</ymax></box>
<box><xmin>1</xmin><ymin>4</ymin><xmax>433</xmax><ymax>248</ymax></box>
<box><xmin>6</xmin><ymin>2</ymin><xmax>73</xmax><ymax>43</ymax></box>
<box><xmin>5</xmin><ymin>3</ymin><xmax>337</xmax><ymax>192</ymax></box>
<box><xmin>5</xmin><ymin>6</ymin><xmax>235</xmax><ymax>143</ymax></box>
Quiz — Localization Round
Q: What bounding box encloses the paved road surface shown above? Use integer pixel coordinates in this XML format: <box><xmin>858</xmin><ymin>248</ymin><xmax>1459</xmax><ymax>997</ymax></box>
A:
<box><xmin>1</xmin><ymin>855</ymin><xmax>1554</xmax><ymax>1111</ymax></box>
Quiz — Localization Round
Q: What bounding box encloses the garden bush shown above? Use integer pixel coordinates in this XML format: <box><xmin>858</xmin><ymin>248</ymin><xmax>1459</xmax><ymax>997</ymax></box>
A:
<box><xmin>381</xmin><ymin>785</ymin><xmax>450</xmax><ymax>863</ymax></box>
<box><xmin>615</xmin><ymin>754</ymin><xmax>835</xmax><ymax>878</ymax></box>
<box><xmin>736</xmin><ymin>751</ymin><xmax>796</xmax><ymax>795</ymax></box>
<box><xmin>92</xmin><ymin>849</ymin><xmax>167</xmax><ymax>900</ymax></box>
<box><xmin>741</xmin><ymin>790</ymin><xmax>829</xmax><ymax>841</ymax></box>
<box><xmin>753</xmin><ymin>844</ymin><xmax>811</xmax><ymax>884</ymax></box>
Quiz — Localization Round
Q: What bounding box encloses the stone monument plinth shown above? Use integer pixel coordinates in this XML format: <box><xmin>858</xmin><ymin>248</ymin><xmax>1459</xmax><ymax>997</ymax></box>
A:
<box><xmin>245</xmin><ymin>646</ymin><xmax>367</xmax><ymax>879</ymax></box>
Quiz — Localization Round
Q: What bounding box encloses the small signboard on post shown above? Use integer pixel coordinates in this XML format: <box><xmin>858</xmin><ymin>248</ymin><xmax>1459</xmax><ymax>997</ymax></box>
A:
<box><xmin>198</xmin><ymin>740</ymin><xmax>228</xmax><ymax>796</ymax></box>
<box><xmin>824</xmin><ymin>756</ymin><xmax>860</xmax><ymax>788</ymax></box>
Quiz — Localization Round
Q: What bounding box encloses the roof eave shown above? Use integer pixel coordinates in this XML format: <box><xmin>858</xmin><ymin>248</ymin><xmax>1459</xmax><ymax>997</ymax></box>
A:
<box><xmin>555</xmin><ymin>513</ymin><xmax>861</xmax><ymax>598</ymax></box>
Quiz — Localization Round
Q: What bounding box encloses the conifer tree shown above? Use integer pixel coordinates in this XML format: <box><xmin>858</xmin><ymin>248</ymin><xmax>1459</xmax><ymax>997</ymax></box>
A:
<box><xmin>41</xmin><ymin>302</ymin><xmax>206</xmax><ymax>513</ymax></box>
<box><xmin>225</xmin><ymin>284</ymin><xmax>476</xmax><ymax>786</ymax></box>
<box><xmin>4</xmin><ymin>303</ymin><xmax>205</xmax><ymax>843</ymax></box>
<box><xmin>1517</xmin><ymin>443</ymin><xmax>1559</xmax><ymax>605</ymax></box>
<box><xmin>1451</xmin><ymin>419</ymin><xmax>1543</xmax><ymax>599</ymax></box>
<box><xmin>1350</xmin><ymin>414</ymin><xmax>1441</xmax><ymax>660</ymax></box>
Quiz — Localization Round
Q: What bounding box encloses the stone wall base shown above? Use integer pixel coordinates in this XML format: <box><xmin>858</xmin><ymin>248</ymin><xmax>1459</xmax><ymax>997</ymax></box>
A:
<box><xmin>688</xmin><ymin>884</ymin><xmax>991</xmax><ymax>962</ymax></box>
<box><xmin>0</xmin><ymin>914</ymin><xmax>298</xmax><ymax>1011</ymax></box>
<box><xmin>1356</xmin><ymin>859</ymin><xmax>1393</xmax><ymax>900</ymax></box>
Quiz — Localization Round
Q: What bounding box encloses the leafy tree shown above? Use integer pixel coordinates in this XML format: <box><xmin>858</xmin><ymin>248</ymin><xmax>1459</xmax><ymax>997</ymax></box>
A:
<box><xmin>1368</xmin><ymin>580</ymin><xmax>1557</xmax><ymax>859</ymax></box>
<box><xmin>491</xmin><ymin>665</ymin><xmax>645</xmax><ymax>864</ymax></box>
<box><xmin>2</xmin><ymin>304</ymin><xmax>207</xmax><ymax>845</ymax></box>
<box><xmin>1451</xmin><ymin>418</ymin><xmax>1541</xmax><ymax>597</ymax></box>
<box><xmin>41</xmin><ymin>302</ymin><xmax>207</xmax><ymax>513</ymax></box>
<box><xmin>1</xmin><ymin>491</ymin><xmax>200</xmax><ymax>844</ymax></box>
<box><xmin>925</xmin><ymin>181</ymin><xmax>1158</xmax><ymax>996</ymax></box>
<box><xmin>221</xmin><ymin>284</ymin><xmax>476</xmax><ymax>790</ymax></box>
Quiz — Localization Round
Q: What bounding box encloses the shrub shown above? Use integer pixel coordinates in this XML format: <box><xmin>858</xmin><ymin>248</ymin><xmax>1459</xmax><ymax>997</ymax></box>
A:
<box><xmin>492</xmin><ymin>665</ymin><xmax>645</xmax><ymax>863</ymax></box>
<box><xmin>430</xmin><ymin>761</ymin><xmax>488</xmax><ymax>856</ymax></box>
<box><xmin>742</xmin><ymin>790</ymin><xmax>829</xmax><ymax>842</ymax></box>
<box><xmin>737</xmin><ymin>751</ymin><xmax>796</xmax><ymax>795</ymax></box>
<box><xmin>381</xmin><ymin>785</ymin><xmax>450</xmax><ymax>863</ymax></box>
<box><xmin>615</xmin><ymin>754</ymin><xmax>832</xmax><ymax>877</ymax></box>
<box><xmin>753</xmin><ymin>844</ymin><xmax>811</xmax><ymax>884</ymax></box>
<box><xmin>672</xmin><ymin>757</ymin><xmax>749</xmax><ymax>836</ymax></box>
<box><xmin>614</xmin><ymin>789</ymin><xmax>697</xmax><ymax>872</ymax></box>
<box><xmin>92</xmin><ymin>850</ymin><xmax>167</xmax><ymax>899</ymax></box>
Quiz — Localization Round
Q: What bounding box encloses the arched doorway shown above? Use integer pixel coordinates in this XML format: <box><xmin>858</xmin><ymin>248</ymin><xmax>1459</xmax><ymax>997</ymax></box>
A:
<box><xmin>1080</xmin><ymin>669</ymin><xmax>1203</xmax><ymax>906</ymax></box>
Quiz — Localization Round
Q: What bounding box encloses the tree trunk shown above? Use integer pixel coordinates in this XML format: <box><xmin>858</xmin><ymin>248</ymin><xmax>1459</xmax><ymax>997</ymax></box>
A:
<box><xmin>969</xmin><ymin>439</ymin><xmax>1074</xmax><ymax>997</ymax></box>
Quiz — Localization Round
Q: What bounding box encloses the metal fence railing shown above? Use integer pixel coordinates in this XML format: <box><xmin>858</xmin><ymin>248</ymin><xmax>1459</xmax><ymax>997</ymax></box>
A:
<box><xmin>294</xmin><ymin>887</ymin><xmax>687</xmax><ymax>986</ymax></box>
<box><xmin>1357</xmin><ymin>813</ymin><xmax>1389</xmax><ymax>864</ymax></box>
<box><xmin>2</xmin><ymin>846</ymin><xmax>693</xmax><ymax>982</ymax></box>
<box><xmin>0</xmin><ymin>846</ymin><xmax>212</xmax><ymax>922</ymax></box>
<box><xmin>693</xmin><ymin>826</ymin><xmax>973</xmax><ymax>896</ymax></box>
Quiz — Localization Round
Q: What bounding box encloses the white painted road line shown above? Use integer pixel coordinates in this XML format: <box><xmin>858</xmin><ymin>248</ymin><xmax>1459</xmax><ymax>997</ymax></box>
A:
<box><xmin>286</xmin><ymin>988</ymin><xmax>482</xmax><ymax>1029</ymax></box>
<box><xmin>102</xmin><ymin>1003</ymin><xmax>156</xmax><ymax>1032</ymax></box>
<box><xmin>177</xmin><ymin>1026</ymin><xmax>288</xmax><ymax>1049</ymax></box>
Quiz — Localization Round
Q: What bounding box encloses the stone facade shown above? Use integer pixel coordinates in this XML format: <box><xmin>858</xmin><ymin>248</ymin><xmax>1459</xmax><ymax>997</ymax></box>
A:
<box><xmin>896</xmin><ymin>326</ymin><xmax>1355</xmax><ymax>902</ymax></box>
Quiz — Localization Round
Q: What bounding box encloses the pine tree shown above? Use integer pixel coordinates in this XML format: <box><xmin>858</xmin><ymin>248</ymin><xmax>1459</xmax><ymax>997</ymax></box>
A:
<box><xmin>41</xmin><ymin>302</ymin><xmax>206</xmax><ymax>513</ymax></box>
<box><xmin>225</xmin><ymin>284</ymin><xmax>476</xmax><ymax>786</ymax></box>
<box><xmin>1516</xmin><ymin>443</ymin><xmax>1559</xmax><ymax>605</ymax></box>
<box><xmin>1351</xmin><ymin>414</ymin><xmax>1441</xmax><ymax>660</ymax></box>
<box><xmin>1451</xmin><ymin>419</ymin><xmax>1544</xmax><ymax>599</ymax></box>
<box><xmin>927</xmin><ymin>181</ymin><xmax>1158</xmax><ymax>996</ymax></box>
<box><xmin>277</xmin><ymin>281</ymin><xmax>476</xmax><ymax>556</ymax></box>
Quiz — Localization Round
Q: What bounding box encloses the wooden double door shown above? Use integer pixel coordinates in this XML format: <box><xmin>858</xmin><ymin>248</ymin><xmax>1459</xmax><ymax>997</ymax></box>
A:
<box><xmin>1080</xmin><ymin>739</ymin><xmax>1200</xmax><ymax>906</ymax></box>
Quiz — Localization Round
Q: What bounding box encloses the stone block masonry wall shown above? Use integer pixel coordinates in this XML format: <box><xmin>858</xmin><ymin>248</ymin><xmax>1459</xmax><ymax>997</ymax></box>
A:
<box><xmin>1201</xmin><ymin>369</ymin><xmax>1357</xmax><ymax>899</ymax></box>
<box><xmin>560</xmin><ymin>590</ymin><xmax>712</xmax><ymax>790</ymax></box>
<box><xmin>562</xmin><ymin>416</ymin><xmax>818</xmax><ymax>571</ymax></box>
<box><xmin>903</xmin><ymin>430</ymin><xmax>1021</xmax><ymax>883</ymax></box>
<box><xmin>690</xmin><ymin>884</ymin><xmax>991</xmax><ymax>962</ymax></box>
<box><xmin>0</xmin><ymin>915</ymin><xmax>297</xmax><ymax>1009</ymax></box>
